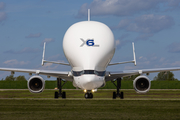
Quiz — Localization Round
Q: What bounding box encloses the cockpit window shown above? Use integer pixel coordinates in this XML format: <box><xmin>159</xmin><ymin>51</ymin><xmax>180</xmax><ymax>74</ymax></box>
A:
<box><xmin>72</xmin><ymin>71</ymin><xmax>84</xmax><ymax>76</ymax></box>
<box><xmin>84</xmin><ymin>70</ymin><xmax>94</xmax><ymax>74</ymax></box>
<box><xmin>95</xmin><ymin>71</ymin><xmax>106</xmax><ymax>76</ymax></box>
<box><xmin>72</xmin><ymin>70</ymin><xmax>106</xmax><ymax>77</ymax></box>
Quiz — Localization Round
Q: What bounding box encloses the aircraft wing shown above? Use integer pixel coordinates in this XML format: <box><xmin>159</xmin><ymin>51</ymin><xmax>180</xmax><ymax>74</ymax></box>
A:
<box><xmin>0</xmin><ymin>68</ymin><xmax>73</xmax><ymax>81</ymax></box>
<box><xmin>105</xmin><ymin>67</ymin><xmax>180</xmax><ymax>81</ymax></box>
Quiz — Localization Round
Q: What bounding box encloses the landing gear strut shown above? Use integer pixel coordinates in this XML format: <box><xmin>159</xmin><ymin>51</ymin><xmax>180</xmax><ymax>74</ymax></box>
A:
<box><xmin>84</xmin><ymin>90</ymin><xmax>93</xmax><ymax>99</ymax></box>
<box><xmin>111</xmin><ymin>78</ymin><xmax>124</xmax><ymax>99</ymax></box>
<box><xmin>54</xmin><ymin>78</ymin><xmax>66</xmax><ymax>99</ymax></box>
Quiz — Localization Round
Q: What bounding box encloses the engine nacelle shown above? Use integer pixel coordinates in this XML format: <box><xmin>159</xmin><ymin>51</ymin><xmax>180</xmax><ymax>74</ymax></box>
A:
<box><xmin>133</xmin><ymin>76</ymin><xmax>151</xmax><ymax>94</ymax></box>
<box><xmin>27</xmin><ymin>76</ymin><xmax>45</xmax><ymax>93</ymax></box>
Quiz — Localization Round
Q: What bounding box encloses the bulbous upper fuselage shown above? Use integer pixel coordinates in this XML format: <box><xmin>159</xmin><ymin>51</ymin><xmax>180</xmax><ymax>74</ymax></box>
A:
<box><xmin>63</xmin><ymin>21</ymin><xmax>115</xmax><ymax>71</ymax></box>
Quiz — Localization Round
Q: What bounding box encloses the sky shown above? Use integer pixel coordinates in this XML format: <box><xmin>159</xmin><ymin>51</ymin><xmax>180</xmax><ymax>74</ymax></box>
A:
<box><xmin>0</xmin><ymin>0</ymin><xmax>180</xmax><ymax>80</ymax></box>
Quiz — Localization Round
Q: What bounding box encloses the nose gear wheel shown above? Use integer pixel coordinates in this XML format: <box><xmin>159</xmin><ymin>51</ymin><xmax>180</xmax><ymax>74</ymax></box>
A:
<box><xmin>84</xmin><ymin>92</ymin><xmax>93</xmax><ymax>99</ymax></box>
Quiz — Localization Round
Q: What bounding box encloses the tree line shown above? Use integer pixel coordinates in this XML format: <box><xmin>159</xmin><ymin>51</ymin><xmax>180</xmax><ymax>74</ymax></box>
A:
<box><xmin>0</xmin><ymin>75</ymin><xmax>26</xmax><ymax>81</ymax></box>
<box><xmin>0</xmin><ymin>71</ymin><xmax>178</xmax><ymax>81</ymax></box>
<box><xmin>122</xmin><ymin>71</ymin><xmax>178</xmax><ymax>81</ymax></box>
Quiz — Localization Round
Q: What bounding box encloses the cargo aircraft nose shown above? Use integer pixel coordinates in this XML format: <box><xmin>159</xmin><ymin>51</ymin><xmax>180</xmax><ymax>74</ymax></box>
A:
<box><xmin>72</xmin><ymin>70</ymin><xmax>105</xmax><ymax>90</ymax></box>
<box><xmin>81</xmin><ymin>75</ymin><xmax>104</xmax><ymax>90</ymax></box>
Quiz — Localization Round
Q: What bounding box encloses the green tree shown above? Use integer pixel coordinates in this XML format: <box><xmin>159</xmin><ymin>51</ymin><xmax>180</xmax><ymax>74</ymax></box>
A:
<box><xmin>16</xmin><ymin>75</ymin><xmax>26</xmax><ymax>81</ymax></box>
<box><xmin>153</xmin><ymin>71</ymin><xmax>178</xmax><ymax>81</ymax></box>
<box><xmin>3</xmin><ymin>75</ymin><xmax>27</xmax><ymax>81</ymax></box>
<box><xmin>4</xmin><ymin>75</ymin><xmax>16</xmax><ymax>81</ymax></box>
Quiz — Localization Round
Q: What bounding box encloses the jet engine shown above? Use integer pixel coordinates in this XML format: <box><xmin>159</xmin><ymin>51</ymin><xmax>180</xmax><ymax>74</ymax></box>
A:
<box><xmin>133</xmin><ymin>76</ymin><xmax>151</xmax><ymax>94</ymax></box>
<box><xmin>27</xmin><ymin>76</ymin><xmax>45</xmax><ymax>93</ymax></box>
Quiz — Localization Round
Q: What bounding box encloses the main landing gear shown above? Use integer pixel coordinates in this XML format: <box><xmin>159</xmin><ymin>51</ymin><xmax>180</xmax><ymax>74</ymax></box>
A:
<box><xmin>84</xmin><ymin>90</ymin><xmax>93</xmax><ymax>99</ymax></box>
<box><xmin>111</xmin><ymin>78</ymin><xmax>124</xmax><ymax>99</ymax></box>
<box><xmin>54</xmin><ymin>78</ymin><xmax>66</xmax><ymax>99</ymax></box>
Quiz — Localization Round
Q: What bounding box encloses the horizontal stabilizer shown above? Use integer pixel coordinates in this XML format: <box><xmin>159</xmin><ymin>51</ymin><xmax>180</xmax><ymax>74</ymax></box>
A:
<box><xmin>41</xmin><ymin>42</ymin><xmax>70</xmax><ymax>66</ymax></box>
<box><xmin>108</xmin><ymin>42</ymin><xmax>136</xmax><ymax>66</ymax></box>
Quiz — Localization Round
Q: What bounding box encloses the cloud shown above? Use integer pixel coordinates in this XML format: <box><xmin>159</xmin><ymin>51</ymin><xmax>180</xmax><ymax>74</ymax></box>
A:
<box><xmin>167</xmin><ymin>42</ymin><xmax>180</xmax><ymax>53</ymax></box>
<box><xmin>136</xmin><ymin>54</ymin><xmax>173</xmax><ymax>68</ymax></box>
<box><xmin>42</xmin><ymin>63</ymin><xmax>53</xmax><ymax>68</ymax></box>
<box><xmin>47</xmin><ymin>54</ymin><xmax>60</xmax><ymax>60</ymax></box>
<box><xmin>135</xmin><ymin>34</ymin><xmax>153</xmax><ymax>41</ymax></box>
<box><xmin>3</xmin><ymin>59</ymin><xmax>29</xmax><ymax>66</ymax></box>
<box><xmin>118</xmin><ymin>14</ymin><xmax>174</xmax><ymax>33</ymax></box>
<box><xmin>41</xmin><ymin>38</ymin><xmax>55</xmax><ymax>46</ymax></box>
<box><xmin>115</xmin><ymin>40</ymin><xmax>120</xmax><ymax>46</ymax></box>
<box><xmin>40</xmin><ymin>61</ymin><xmax>65</xmax><ymax>70</ymax></box>
<box><xmin>133</xmin><ymin>14</ymin><xmax>173</xmax><ymax>33</ymax></box>
<box><xmin>42</xmin><ymin>38</ymin><xmax>54</xmax><ymax>42</ymax></box>
<box><xmin>139</xmin><ymin>56</ymin><xmax>148</xmax><ymax>61</ymax></box>
<box><xmin>0</xmin><ymin>2</ymin><xmax>5</xmax><ymax>10</ymax></box>
<box><xmin>114</xmin><ymin>33</ymin><xmax>131</xmax><ymax>49</ymax></box>
<box><xmin>171</xmin><ymin>61</ymin><xmax>180</xmax><ymax>66</ymax></box>
<box><xmin>116</xmin><ymin>14</ymin><xmax>174</xmax><ymax>41</ymax></box>
<box><xmin>159</xmin><ymin>57</ymin><xmax>165</xmax><ymax>62</ymax></box>
<box><xmin>77</xmin><ymin>0</ymin><xmax>180</xmax><ymax>17</ymax></box>
<box><xmin>4</xmin><ymin>47</ymin><xmax>40</xmax><ymax>54</ymax></box>
<box><xmin>167</xmin><ymin>0</ymin><xmax>180</xmax><ymax>8</ymax></box>
<box><xmin>115</xmin><ymin>39</ymin><xmax>131</xmax><ymax>49</ymax></box>
<box><xmin>0</xmin><ymin>12</ymin><xmax>7</xmax><ymax>22</ymax></box>
<box><xmin>0</xmin><ymin>2</ymin><xmax>6</xmax><ymax>23</ymax></box>
<box><xmin>25</xmin><ymin>33</ymin><xmax>42</xmax><ymax>38</ymax></box>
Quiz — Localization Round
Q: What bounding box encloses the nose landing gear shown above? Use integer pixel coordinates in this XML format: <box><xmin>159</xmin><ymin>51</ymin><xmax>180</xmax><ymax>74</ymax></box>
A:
<box><xmin>84</xmin><ymin>90</ymin><xmax>93</xmax><ymax>99</ymax></box>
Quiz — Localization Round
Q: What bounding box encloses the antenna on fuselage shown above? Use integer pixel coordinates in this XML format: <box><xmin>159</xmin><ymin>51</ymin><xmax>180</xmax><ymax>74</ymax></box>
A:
<box><xmin>88</xmin><ymin>9</ymin><xmax>90</xmax><ymax>21</ymax></box>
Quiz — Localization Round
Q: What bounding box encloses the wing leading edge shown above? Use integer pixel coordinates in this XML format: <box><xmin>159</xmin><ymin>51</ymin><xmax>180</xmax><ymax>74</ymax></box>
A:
<box><xmin>105</xmin><ymin>67</ymin><xmax>180</xmax><ymax>81</ymax></box>
<box><xmin>0</xmin><ymin>68</ymin><xmax>73</xmax><ymax>81</ymax></box>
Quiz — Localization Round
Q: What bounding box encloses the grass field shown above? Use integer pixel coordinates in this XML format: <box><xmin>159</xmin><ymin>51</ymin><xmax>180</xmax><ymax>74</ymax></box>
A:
<box><xmin>0</xmin><ymin>89</ymin><xmax>180</xmax><ymax>99</ymax></box>
<box><xmin>0</xmin><ymin>89</ymin><xmax>180</xmax><ymax>120</ymax></box>
<box><xmin>1</xmin><ymin>99</ymin><xmax>180</xmax><ymax>120</ymax></box>
<box><xmin>1</xmin><ymin>80</ymin><xmax>180</xmax><ymax>89</ymax></box>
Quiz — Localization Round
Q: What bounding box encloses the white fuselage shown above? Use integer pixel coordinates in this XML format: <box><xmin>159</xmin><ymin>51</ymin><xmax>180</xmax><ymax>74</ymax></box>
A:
<box><xmin>63</xmin><ymin>21</ymin><xmax>115</xmax><ymax>90</ymax></box>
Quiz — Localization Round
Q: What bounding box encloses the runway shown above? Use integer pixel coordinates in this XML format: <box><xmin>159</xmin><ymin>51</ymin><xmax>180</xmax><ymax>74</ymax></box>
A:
<box><xmin>1</xmin><ymin>98</ymin><xmax>180</xmax><ymax>101</ymax></box>
<box><xmin>1</xmin><ymin>89</ymin><xmax>180</xmax><ymax>91</ymax></box>
<box><xmin>0</xmin><ymin>89</ymin><xmax>180</xmax><ymax>100</ymax></box>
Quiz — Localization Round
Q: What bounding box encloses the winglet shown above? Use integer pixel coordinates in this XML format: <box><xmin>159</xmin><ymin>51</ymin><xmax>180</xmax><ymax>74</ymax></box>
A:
<box><xmin>132</xmin><ymin>42</ymin><xmax>137</xmax><ymax>66</ymax></box>
<box><xmin>41</xmin><ymin>42</ymin><xmax>46</xmax><ymax>66</ymax></box>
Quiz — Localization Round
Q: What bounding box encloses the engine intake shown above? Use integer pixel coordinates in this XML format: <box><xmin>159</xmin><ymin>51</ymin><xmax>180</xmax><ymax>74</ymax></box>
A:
<box><xmin>133</xmin><ymin>76</ymin><xmax>151</xmax><ymax>94</ymax></box>
<box><xmin>27</xmin><ymin>76</ymin><xmax>45</xmax><ymax>93</ymax></box>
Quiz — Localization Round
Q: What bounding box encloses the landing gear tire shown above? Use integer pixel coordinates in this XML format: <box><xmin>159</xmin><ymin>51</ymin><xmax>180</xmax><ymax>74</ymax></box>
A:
<box><xmin>89</xmin><ymin>93</ymin><xmax>93</xmax><ymax>98</ymax></box>
<box><xmin>85</xmin><ymin>93</ymin><xmax>89</xmax><ymax>99</ymax></box>
<box><xmin>84</xmin><ymin>93</ymin><xmax>93</xmax><ymax>99</ymax></box>
<box><xmin>55</xmin><ymin>91</ymin><xmax>59</xmax><ymax>99</ymax></box>
<box><xmin>120</xmin><ymin>92</ymin><xmax>124</xmax><ymax>99</ymax></box>
<box><xmin>113</xmin><ymin>92</ymin><xmax>116</xmax><ymax>99</ymax></box>
<box><xmin>54</xmin><ymin>91</ymin><xmax>66</xmax><ymax>99</ymax></box>
<box><xmin>62</xmin><ymin>91</ymin><xmax>66</xmax><ymax>99</ymax></box>
<box><xmin>112</xmin><ymin>78</ymin><xmax>124</xmax><ymax>99</ymax></box>
<box><xmin>55</xmin><ymin>78</ymin><xmax>67</xmax><ymax>99</ymax></box>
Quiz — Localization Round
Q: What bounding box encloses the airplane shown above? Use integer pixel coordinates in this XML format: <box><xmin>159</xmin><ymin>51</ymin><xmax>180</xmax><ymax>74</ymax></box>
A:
<box><xmin>1</xmin><ymin>9</ymin><xmax>180</xmax><ymax>99</ymax></box>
